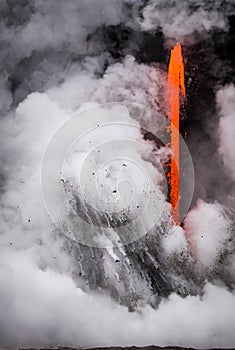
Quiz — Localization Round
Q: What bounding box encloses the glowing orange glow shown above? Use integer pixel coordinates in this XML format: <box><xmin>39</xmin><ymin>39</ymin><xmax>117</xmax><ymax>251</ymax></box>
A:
<box><xmin>168</xmin><ymin>43</ymin><xmax>186</xmax><ymax>224</ymax></box>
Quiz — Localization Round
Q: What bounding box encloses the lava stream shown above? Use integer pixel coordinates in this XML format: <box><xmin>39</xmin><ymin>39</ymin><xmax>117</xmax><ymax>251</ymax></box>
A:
<box><xmin>167</xmin><ymin>42</ymin><xmax>186</xmax><ymax>224</ymax></box>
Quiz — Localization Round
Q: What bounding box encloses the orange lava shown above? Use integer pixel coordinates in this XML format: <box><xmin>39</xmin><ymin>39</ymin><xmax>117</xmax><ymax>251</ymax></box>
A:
<box><xmin>168</xmin><ymin>43</ymin><xmax>186</xmax><ymax>224</ymax></box>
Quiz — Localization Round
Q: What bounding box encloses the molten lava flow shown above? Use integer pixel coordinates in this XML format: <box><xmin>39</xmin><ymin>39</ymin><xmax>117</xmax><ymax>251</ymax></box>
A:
<box><xmin>168</xmin><ymin>43</ymin><xmax>186</xmax><ymax>224</ymax></box>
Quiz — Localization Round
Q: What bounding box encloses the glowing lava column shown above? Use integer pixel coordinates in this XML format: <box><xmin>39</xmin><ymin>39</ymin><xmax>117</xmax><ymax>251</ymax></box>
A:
<box><xmin>168</xmin><ymin>43</ymin><xmax>186</xmax><ymax>224</ymax></box>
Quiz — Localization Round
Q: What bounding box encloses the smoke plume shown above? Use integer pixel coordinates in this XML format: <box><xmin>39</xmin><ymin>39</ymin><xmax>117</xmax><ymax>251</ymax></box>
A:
<box><xmin>0</xmin><ymin>0</ymin><xmax>235</xmax><ymax>348</ymax></box>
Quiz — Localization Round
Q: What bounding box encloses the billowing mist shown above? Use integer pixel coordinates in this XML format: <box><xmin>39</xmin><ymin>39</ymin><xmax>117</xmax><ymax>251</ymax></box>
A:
<box><xmin>0</xmin><ymin>1</ymin><xmax>235</xmax><ymax>348</ymax></box>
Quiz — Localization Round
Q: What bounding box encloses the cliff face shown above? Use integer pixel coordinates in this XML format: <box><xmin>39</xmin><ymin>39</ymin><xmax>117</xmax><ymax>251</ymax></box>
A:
<box><xmin>64</xmin><ymin>221</ymin><xmax>201</xmax><ymax>309</ymax></box>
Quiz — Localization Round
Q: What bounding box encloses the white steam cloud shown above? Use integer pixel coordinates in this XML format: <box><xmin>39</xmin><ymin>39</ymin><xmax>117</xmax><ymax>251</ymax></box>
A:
<box><xmin>1</xmin><ymin>248</ymin><xmax>235</xmax><ymax>348</ymax></box>
<box><xmin>140</xmin><ymin>0</ymin><xmax>234</xmax><ymax>42</ymax></box>
<box><xmin>0</xmin><ymin>1</ymin><xmax>235</xmax><ymax>349</ymax></box>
